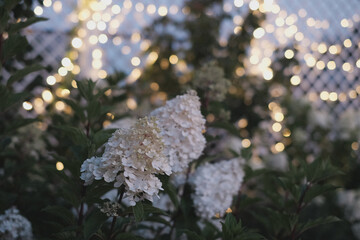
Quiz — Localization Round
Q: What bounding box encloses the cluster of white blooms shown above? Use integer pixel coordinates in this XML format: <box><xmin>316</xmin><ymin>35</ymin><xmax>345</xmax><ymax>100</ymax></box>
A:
<box><xmin>80</xmin><ymin>91</ymin><xmax>206</xmax><ymax>206</ymax></box>
<box><xmin>81</xmin><ymin>117</ymin><xmax>171</xmax><ymax>205</ymax></box>
<box><xmin>80</xmin><ymin>156</ymin><xmax>103</xmax><ymax>185</ymax></box>
<box><xmin>190</xmin><ymin>158</ymin><xmax>244</xmax><ymax>219</ymax></box>
<box><xmin>11</xmin><ymin>123</ymin><xmax>47</xmax><ymax>159</ymax></box>
<box><xmin>0</xmin><ymin>207</ymin><xmax>33</xmax><ymax>240</ymax></box>
<box><xmin>150</xmin><ymin>90</ymin><xmax>206</xmax><ymax>173</ymax></box>
<box><xmin>193</xmin><ymin>61</ymin><xmax>231</xmax><ymax>102</ymax></box>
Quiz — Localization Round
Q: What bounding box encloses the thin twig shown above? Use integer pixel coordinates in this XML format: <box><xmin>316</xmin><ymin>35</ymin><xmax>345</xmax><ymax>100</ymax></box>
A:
<box><xmin>290</xmin><ymin>182</ymin><xmax>311</xmax><ymax>240</ymax></box>
<box><xmin>108</xmin><ymin>186</ymin><xmax>126</xmax><ymax>240</ymax></box>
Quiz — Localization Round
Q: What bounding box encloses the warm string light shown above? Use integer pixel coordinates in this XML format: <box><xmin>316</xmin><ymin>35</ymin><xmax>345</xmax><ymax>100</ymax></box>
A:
<box><xmin>230</xmin><ymin>0</ymin><xmax>360</xmax><ymax>104</ymax></box>
<box><xmin>28</xmin><ymin>0</ymin><xmax>188</xmax><ymax>112</ymax></box>
<box><xmin>26</xmin><ymin>0</ymin><xmax>360</xmax><ymax>115</ymax></box>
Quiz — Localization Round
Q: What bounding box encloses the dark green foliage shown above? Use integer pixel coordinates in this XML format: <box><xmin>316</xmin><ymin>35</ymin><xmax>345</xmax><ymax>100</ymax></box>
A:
<box><xmin>221</xmin><ymin>214</ymin><xmax>264</xmax><ymax>240</ymax></box>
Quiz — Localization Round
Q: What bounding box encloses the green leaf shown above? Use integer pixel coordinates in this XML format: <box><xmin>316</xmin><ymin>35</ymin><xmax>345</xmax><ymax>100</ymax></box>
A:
<box><xmin>305</xmin><ymin>160</ymin><xmax>342</xmax><ymax>183</ymax></box>
<box><xmin>224</xmin><ymin>213</ymin><xmax>238</xmax><ymax>231</ymax></box>
<box><xmin>0</xmin><ymin>10</ymin><xmax>9</xmax><ymax>33</ymax></box>
<box><xmin>54</xmin><ymin>125</ymin><xmax>89</xmax><ymax>146</ymax></box>
<box><xmin>298</xmin><ymin>216</ymin><xmax>341</xmax><ymax>236</ymax></box>
<box><xmin>42</xmin><ymin>206</ymin><xmax>76</xmax><ymax>226</ymax></box>
<box><xmin>84</xmin><ymin>183</ymin><xmax>114</xmax><ymax>204</ymax></box>
<box><xmin>303</xmin><ymin>184</ymin><xmax>338</xmax><ymax>203</ymax></box>
<box><xmin>0</xmin><ymin>85</ymin><xmax>30</xmax><ymax>112</ymax></box>
<box><xmin>92</xmin><ymin>129</ymin><xmax>116</xmax><ymax>149</ymax></box>
<box><xmin>2</xmin><ymin>34</ymin><xmax>27</xmax><ymax>62</ymax></box>
<box><xmin>5</xmin><ymin>118</ymin><xmax>38</xmax><ymax>132</ymax></box>
<box><xmin>3</xmin><ymin>0</ymin><xmax>20</xmax><ymax>11</ymax></box>
<box><xmin>7</xmin><ymin>64</ymin><xmax>44</xmax><ymax>87</ymax></box>
<box><xmin>180</xmin><ymin>230</ymin><xmax>204</xmax><ymax>240</ymax></box>
<box><xmin>142</xmin><ymin>202</ymin><xmax>169</xmax><ymax>216</ymax></box>
<box><xmin>87</xmin><ymin>99</ymin><xmax>101</xmax><ymax>122</ymax></box>
<box><xmin>144</xmin><ymin>216</ymin><xmax>171</xmax><ymax>226</ymax></box>
<box><xmin>159</xmin><ymin>175</ymin><xmax>179</xmax><ymax>208</ymax></box>
<box><xmin>133</xmin><ymin>202</ymin><xmax>144</xmax><ymax>222</ymax></box>
<box><xmin>84</xmin><ymin>208</ymin><xmax>108</xmax><ymax>239</ymax></box>
<box><xmin>8</xmin><ymin>17</ymin><xmax>47</xmax><ymax>33</ymax></box>
<box><xmin>59</xmin><ymin>98</ymin><xmax>85</xmax><ymax>121</ymax></box>
<box><xmin>115</xmin><ymin>233</ymin><xmax>144</xmax><ymax>240</ymax></box>
<box><xmin>76</xmin><ymin>80</ymin><xmax>96</xmax><ymax>101</ymax></box>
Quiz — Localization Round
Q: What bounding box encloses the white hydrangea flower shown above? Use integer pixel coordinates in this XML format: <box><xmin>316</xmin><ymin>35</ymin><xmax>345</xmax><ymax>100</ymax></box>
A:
<box><xmin>80</xmin><ymin>156</ymin><xmax>104</xmax><ymax>185</ymax></box>
<box><xmin>80</xmin><ymin>91</ymin><xmax>206</xmax><ymax>205</ymax></box>
<box><xmin>190</xmin><ymin>159</ymin><xmax>244</xmax><ymax>219</ymax></box>
<box><xmin>0</xmin><ymin>207</ymin><xmax>33</xmax><ymax>240</ymax></box>
<box><xmin>122</xmin><ymin>167</ymin><xmax>164</xmax><ymax>205</ymax></box>
<box><xmin>80</xmin><ymin>117</ymin><xmax>171</xmax><ymax>205</ymax></box>
<box><xmin>150</xmin><ymin>90</ymin><xmax>206</xmax><ymax>173</ymax></box>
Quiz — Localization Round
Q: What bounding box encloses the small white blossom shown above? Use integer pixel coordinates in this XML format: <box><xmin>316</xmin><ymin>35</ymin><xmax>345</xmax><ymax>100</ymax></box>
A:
<box><xmin>0</xmin><ymin>207</ymin><xmax>33</xmax><ymax>240</ymax></box>
<box><xmin>190</xmin><ymin>159</ymin><xmax>244</xmax><ymax>219</ymax></box>
<box><xmin>99</xmin><ymin>201</ymin><xmax>122</xmax><ymax>217</ymax></box>
<box><xmin>150</xmin><ymin>90</ymin><xmax>206</xmax><ymax>173</ymax></box>
<box><xmin>80</xmin><ymin>156</ymin><xmax>104</xmax><ymax>185</ymax></box>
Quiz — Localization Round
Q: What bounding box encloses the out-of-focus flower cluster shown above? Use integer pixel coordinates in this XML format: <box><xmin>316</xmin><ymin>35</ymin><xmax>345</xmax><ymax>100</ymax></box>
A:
<box><xmin>0</xmin><ymin>207</ymin><xmax>33</xmax><ymax>240</ymax></box>
<box><xmin>193</xmin><ymin>61</ymin><xmax>231</xmax><ymax>102</ymax></box>
<box><xmin>81</xmin><ymin>91</ymin><xmax>206</xmax><ymax>206</ymax></box>
<box><xmin>337</xmin><ymin>190</ymin><xmax>360</xmax><ymax>239</ymax></box>
<box><xmin>99</xmin><ymin>201</ymin><xmax>122</xmax><ymax>217</ymax></box>
<box><xmin>10</xmin><ymin>123</ymin><xmax>47</xmax><ymax>159</ymax></box>
<box><xmin>190</xmin><ymin>158</ymin><xmax>245</xmax><ymax>219</ymax></box>
<box><xmin>337</xmin><ymin>109</ymin><xmax>360</xmax><ymax>140</ymax></box>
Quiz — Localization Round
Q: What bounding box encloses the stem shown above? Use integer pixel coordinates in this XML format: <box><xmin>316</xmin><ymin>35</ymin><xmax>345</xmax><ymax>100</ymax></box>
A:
<box><xmin>168</xmin><ymin>166</ymin><xmax>192</xmax><ymax>239</ymax></box>
<box><xmin>76</xmin><ymin>185</ymin><xmax>86</xmax><ymax>236</ymax></box>
<box><xmin>109</xmin><ymin>217</ymin><xmax>117</xmax><ymax>239</ymax></box>
<box><xmin>296</xmin><ymin>182</ymin><xmax>311</xmax><ymax>214</ymax></box>
<box><xmin>0</xmin><ymin>33</ymin><xmax>3</xmax><ymax>66</ymax></box>
<box><xmin>77</xmin><ymin>121</ymin><xmax>91</xmax><ymax>236</ymax></box>
<box><xmin>108</xmin><ymin>186</ymin><xmax>125</xmax><ymax>240</ymax></box>
<box><xmin>85</xmin><ymin>121</ymin><xmax>90</xmax><ymax>137</ymax></box>
<box><xmin>290</xmin><ymin>182</ymin><xmax>311</xmax><ymax>240</ymax></box>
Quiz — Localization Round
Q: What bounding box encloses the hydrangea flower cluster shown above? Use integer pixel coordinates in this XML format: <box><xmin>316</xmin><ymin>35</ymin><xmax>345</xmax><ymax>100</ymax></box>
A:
<box><xmin>81</xmin><ymin>91</ymin><xmax>206</xmax><ymax>206</ymax></box>
<box><xmin>150</xmin><ymin>90</ymin><xmax>206</xmax><ymax>172</ymax></box>
<box><xmin>81</xmin><ymin>117</ymin><xmax>170</xmax><ymax>205</ymax></box>
<box><xmin>190</xmin><ymin>159</ymin><xmax>244</xmax><ymax>219</ymax></box>
<box><xmin>193</xmin><ymin>61</ymin><xmax>231</xmax><ymax>102</ymax></box>
<box><xmin>0</xmin><ymin>207</ymin><xmax>33</xmax><ymax>240</ymax></box>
